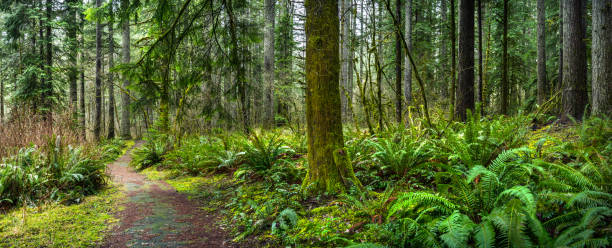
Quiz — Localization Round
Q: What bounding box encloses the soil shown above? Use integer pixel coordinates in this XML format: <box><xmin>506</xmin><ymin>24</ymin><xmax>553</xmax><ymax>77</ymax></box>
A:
<box><xmin>102</xmin><ymin>142</ymin><xmax>235</xmax><ymax>248</ymax></box>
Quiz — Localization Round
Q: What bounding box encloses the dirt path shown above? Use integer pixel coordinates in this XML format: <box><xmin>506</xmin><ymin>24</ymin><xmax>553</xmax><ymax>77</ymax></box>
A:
<box><xmin>102</xmin><ymin>142</ymin><xmax>233</xmax><ymax>248</ymax></box>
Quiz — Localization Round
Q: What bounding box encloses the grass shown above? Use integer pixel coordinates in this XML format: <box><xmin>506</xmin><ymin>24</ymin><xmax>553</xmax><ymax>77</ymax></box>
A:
<box><xmin>0</xmin><ymin>183</ymin><xmax>124</xmax><ymax>248</ymax></box>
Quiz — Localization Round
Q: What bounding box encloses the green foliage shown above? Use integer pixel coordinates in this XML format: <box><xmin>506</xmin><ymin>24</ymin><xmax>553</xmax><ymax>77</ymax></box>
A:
<box><xmin>0</xmin><ymin>138</ymin><xmax>126</xmax><ymax>210</ymax></box>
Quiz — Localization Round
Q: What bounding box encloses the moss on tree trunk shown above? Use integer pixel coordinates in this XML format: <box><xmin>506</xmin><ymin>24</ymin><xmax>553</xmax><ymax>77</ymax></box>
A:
<box><xmin>302</xmin><ymin>0</ymin><xmax>361</xmax><ymax>195</ymax></box>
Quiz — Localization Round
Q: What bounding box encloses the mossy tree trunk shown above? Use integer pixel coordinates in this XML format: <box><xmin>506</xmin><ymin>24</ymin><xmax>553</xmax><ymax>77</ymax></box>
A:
<box><xmin>302</xmin><ymin>0</ymin><xmax>360</xmax><ymax>195</ymax></box>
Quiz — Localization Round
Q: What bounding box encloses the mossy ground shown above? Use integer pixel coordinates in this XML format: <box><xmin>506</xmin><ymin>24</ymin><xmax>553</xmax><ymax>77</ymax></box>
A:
<box><xmin>0</xmin><ymin>183</ymin><xmax>124</xmax><ymax>248</ymax></box>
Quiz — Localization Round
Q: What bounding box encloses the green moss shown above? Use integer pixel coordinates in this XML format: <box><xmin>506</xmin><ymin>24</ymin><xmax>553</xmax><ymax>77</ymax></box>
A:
<box><xmin>0</xmin><ymin>184</ymin><xmax>124</xmax><ymax>248</ymax></box>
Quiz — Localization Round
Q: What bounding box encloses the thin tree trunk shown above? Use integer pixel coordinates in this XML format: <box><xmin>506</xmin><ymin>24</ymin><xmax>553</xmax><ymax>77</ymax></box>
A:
<box><xmin>537</xmin><ymin>0</ymin><xmax>547</xmax><ymax>106</ymax></box>
<box><xmin>591</xmin><ymin>0</ymin><xmax>611</xmax><ymax>117</ymax></box>
<box><xmin>302</xmin><ymin>0</ymin><xmax>360</xmax><ymax>195</ymax></box>
<box><xmin>94</xmin><ymin>0</ymin><xmax>103</xmax><ymax>141</ymax></box>
<box><xmin>449</xmin><ymin>0</ymin><xmax>456</xmax><ymax>120</ymax></box>
<box><xmin>264</xmin><ymin>0</ymin><xmax>275</xmax><ymax>128</ymax></box>
<box><xmin>0</xmin><ymin>80</ymin><xmax>3</xmax><ymax>121</ymax></box>
<box><xmin>562</xmin><ymin>0</ymin><xmax>588</xmax><ymax>121</ymax></box>
<box><xmin>477</xmin><ymin>0</ymin><xmax>483</xmax><ymax>114</ymax></box>
<box><xmin>108</xmin><ymin>1</ymin><xmax>116</xmax><ymax>139</ymax></box>
<box><xmin>455</xmin><ymin>0</ymin><xmax>474</xmax><ymax>121</ymax></box>
<box><xmin>404</xmin><ymin>0</ymin><xmax>412</xmax><ymax>109</ymax></box>
<box><xmin>68</xmin><ymin>0</ymin><xmax>78</xmax><ymax>112</ymax></box>
<box><xmin>120</xmin><ymin>0</ymin><xmax>131</xmax><ymax>139</ymax></box>
<box><xmin>80</xmin><ymin>9</ymin><xmax>86</xmax><ymax>138</ymax></box>
<box><xmin>394</xmin><ymin>0</ymin><xmax>402</xmax><ymax>123</ymax></box>
<box><xmin>375</xmin><ymin>1</ymin><xmax>383</xmax><ymax>131</ymax></box>
<box><xmin>558</xmin><ymin>0</ymin><xmax>563</xmax><ymax>95</ymax></box>
<box><xmin>45</xmin><ymin>0</ymin><xmax>53</xmax><ymax>119</ymax></box>
<box><xmin>440</xmin><ymin>0</ymin><xmax>448</xmax><ymax>99</ymax></box>
<box><xmin>500</xmin><ymin>0</ymin><xmax>509</xmax><ymax>115</ymax></box>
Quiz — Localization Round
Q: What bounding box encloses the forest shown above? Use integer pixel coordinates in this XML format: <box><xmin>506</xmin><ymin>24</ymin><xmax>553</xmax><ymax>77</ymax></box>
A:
<box><xmin>0</xmin><ymin>0</ymin><xmax>610</xmax><ymax>247</ymax></box>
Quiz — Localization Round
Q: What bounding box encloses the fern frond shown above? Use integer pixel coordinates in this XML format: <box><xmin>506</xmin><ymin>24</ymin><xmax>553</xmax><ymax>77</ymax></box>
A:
<box><xmin>474</xmin><ymin>220</ymin><xmax>495</xmax><ymax>248</ymax></box>
<box><xmin>438</xmin><ymin>211</ymin><xmax>474</xmax><ymax>248</ymax></box>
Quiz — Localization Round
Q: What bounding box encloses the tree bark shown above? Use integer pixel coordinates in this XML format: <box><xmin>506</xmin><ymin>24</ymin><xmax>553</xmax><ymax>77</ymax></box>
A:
<box><xmin>440</xmin><ymin>0</ymin><xmax>448</xmax><ymax>98</ymax></box>
<box><xmin>394</xmin><ymin>0</ymin><xmax>402</xmax><ymax>123</ymax></box>
<box><xmin>404</xmin><ymin>0</ymin><xmax>412</xmax><ymax>109</ymax></box>
<box><xmin>477</xmin><ymin>0</ymin><xmax>483</xmax><ymax>114</ymax></box>
<box><xmin>558</xmin><ymin>0</ymin><xmax>563</xmax><ymax>94</ymax></box>
<box><xmin>537</xmin><ymin>0</ymin><xmax>547</xmax><ymax>106</ymax></box>
<box><xmin>67</xmin><ymin>0</ymin><xmax>78</xmax><ymax>112</ymax></box>
<box><xmin>455</xmin><ymin>0</ymin><xmax>474</xmax><ymax>121</ymax></box>
<box><xmin>264</xmin><ymin>0</ymin><xmax>275</xmax><ymax>128</ymax></box>
<box><xmin>80</xmin><ymin>8</ymin><xmax>86</xmax><ymax>138</ymax></box>
<box><xmin>45</xmin><ymin>0</ymin><xmax>53</xmax><ymax>118</ymax></box>
<box><xmin>449</xmin><ymin>0</ymin><xmax>456</xmax><ymax>120</ymax></box>
<box><xmin>94</xmin><ymin>0</ymin><xmax>103</xmax><ymax>141</ymax></box>
<box><xmin>302</xmin><ymin>0</ymin><xmax>360</xmax><ymax>194</ymax></box>
<box><xmin>108</xmin><ymin>0</ymin><xmax>116</xmax><ymax>139</ymax></box>
<box><xmin>562</xmin><ymin>0</ymin><xmax>588</xmax><ymax>121</ymax></box>
<box><xmin>500</xmin><ymin>0</ymin><xmax>509</xmax><ymax>115</ymax></box>
<box><xmin>120</xmin><ymin>0</ymin><xmax>131</xmax><ymax>139</ymax></box>
<box><xmin>592</xmin><ymin>0</ymin><xmax>611</xmax><ymax>117</ymax></box>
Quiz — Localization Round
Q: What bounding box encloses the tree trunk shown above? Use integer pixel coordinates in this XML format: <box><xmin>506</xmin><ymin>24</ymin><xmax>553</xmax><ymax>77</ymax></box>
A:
<box><xmin>375</xmin><ymin>2</ymin><xmax>383</xmax><ymax>131</ymax></box>
<box><xmin>455</xmin><ymin>0</ymin><xmax>474</xmax><ymax>121</ymax></box>
<box><xmin>108</xmin><ymin>1</ymin><xmax>116</xmax><ymax>139</ymax></box>
<box><xmin>80</xmin><ymin>8</ymin><xmax>86</xmax><ymax>138</ymax></box>
<box><xmin>94</xmin><ymin>0</ymin><xmax>103</xmax><ymax>141</ymax></box>
<box><xmin>558</xmin><ymin>0</ymin><xmax>563</xmax><ymax>95</ymax></box>
<box><xmin>449</xmin><ymin>0</ymin><xmax>456</xmax><ymax>120</ymax></box>
<box><xmin>440</xmin><ymin>0</ymin><xmax>448</xmax><ymax>99</ymax></box>
<box><xmin>537</xmin><ymin>0</ymin><xmax>547</xmax><ymax>106</ymax></box>
<box><xmin>45</xmin><ymin>0</ymin><xmax>53</xmax><ymax>118</ymax></box>
<box><xmin>67</xmin><ymin>0</ymin><xmax>78</xmax><ymax>112</ymax></box>
<box><xmin>302</xmin><ymin>0</ymin><xmax>360</xmax><ymax>195</ymax></box>
<box><xmin>120</xmin><ymin>0</ymin><xmax>131</xmax><ymax>139</ymax></box>
<box><xmin>477</xmin><ymin>0</ymin><xmax>483</xmax><ymax>114</ymax></box>
<box><xmin>394</xmin><ymin>0</ymin><xmax>402</xmax><ymax>123</ymax></box>
<box><xmin>592</xmin><ymin>0</ymin><xmax>611</xmax><ymax>117</ymax></box>
<box><xmin>562</xmin><ymin>0</ymin><xmax>588</xmax><ymax>121</ymax></box>
<box><xmin>404</xmin><ymin>0</ymin><xmax>412</xmax><ymax>109</ymax></box>
<box><xmin>264</xmin><ymin>0</ymin><xmax>275</xmax><ymax>128</ymax></box>
<box><xmin>500</xmin><ymin>0</ymin><xmax>509</xmax><ymax>115</ymax></box>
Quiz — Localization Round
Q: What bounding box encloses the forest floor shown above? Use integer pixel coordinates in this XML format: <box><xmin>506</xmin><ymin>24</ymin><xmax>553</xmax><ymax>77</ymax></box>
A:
<box><xmin>102</xmin><ymin>141</ymin><xmax>234</xmax><ymax>248</ymax></box>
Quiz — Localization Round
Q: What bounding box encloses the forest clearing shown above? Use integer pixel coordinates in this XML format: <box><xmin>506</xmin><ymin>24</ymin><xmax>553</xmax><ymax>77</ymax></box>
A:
<box><xmin>0</xmin><ymin>0</ymin><xmax>611</xmax><ymax>247</ymax></box>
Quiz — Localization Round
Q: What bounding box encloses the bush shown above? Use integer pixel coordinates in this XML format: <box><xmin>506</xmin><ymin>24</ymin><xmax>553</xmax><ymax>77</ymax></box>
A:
<box><xmin>0</xmin><ymin>137</ymin><xmax>125</xmax><ymax>210</ymax></box>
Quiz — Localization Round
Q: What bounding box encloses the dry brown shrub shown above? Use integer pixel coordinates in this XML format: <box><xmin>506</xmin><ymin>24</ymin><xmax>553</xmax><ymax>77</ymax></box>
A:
<box><xmin>0</xmin><ymin>108</ymin><xmax>84</xmax><ymax>159</ymax></box>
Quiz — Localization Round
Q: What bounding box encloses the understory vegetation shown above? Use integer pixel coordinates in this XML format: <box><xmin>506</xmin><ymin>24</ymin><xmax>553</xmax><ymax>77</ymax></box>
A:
<box><xmin>0</xmin><ymin>137</ymin><xmax>131</xmax><ymax>211</ymax></box>
<box><xmin>131</xmin><ymin>114</ymin><xmax>611</xmax><ymax>247</ymax></box>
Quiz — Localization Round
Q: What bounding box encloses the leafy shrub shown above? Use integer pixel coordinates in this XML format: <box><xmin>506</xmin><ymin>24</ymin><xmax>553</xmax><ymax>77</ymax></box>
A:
<box><xmin>0</xmin><ymin>137</ymin><xmax>124</xmax><ymax>210</ymax></box>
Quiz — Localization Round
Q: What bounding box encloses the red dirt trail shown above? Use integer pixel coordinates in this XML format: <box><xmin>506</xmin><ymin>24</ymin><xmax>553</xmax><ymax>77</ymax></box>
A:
<box><xmin>102</xmin><ymin>142</ymin><xmax>235</xmax><ymax>248</ymax></box>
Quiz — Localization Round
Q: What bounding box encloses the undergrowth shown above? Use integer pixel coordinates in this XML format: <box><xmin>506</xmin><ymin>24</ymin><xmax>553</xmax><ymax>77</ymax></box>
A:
<box><xmin>131</xmin><ymin>115</ymin><xmax>611</xmax><ymax>247</ymax></box>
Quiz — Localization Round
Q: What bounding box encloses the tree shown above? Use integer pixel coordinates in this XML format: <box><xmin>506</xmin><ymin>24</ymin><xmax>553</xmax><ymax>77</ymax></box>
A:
<box><xmin>94</xmin><ymin>0</ymin><xmax>103</xmax><ymax>140</ymax></box>
<box><xmin>449</xmin><ymin>0</ymin><xmax>456</xmax><ymax>119</ymax></box>
<box><xmin>67</xmin><ymin>0</ymin><xmax>79</xmax><ymax>111</ymax></box>
<box><xmin>592</xmin><ymin>0</ymin><xmax>611</xmax><ymax>117</ymax></box>
<box><xmin>394</xmin><ymin>0</ymin><xmax>402</xmax><ymax>123</ymax></box>
<box><xmin>340</xmin><ymin>0</ymin><xmax>353</xmax><ymax>121</ymax></box>
<box><xmin>477</xmin><ymin>0</ymin><xmax>483</xmax><ymax>113</ymax></box>
<box><xmin>455</xmin><ymin>0</ymin><xmax>474</xmax><ymax>121</ymax></box>
<box><xmin>107</xmin><ymin>0</ymin><xmax>116</xmax><ymax>139</ymax></box>
<box><xmin>224</xmin><ymin>0</ymin><xmax>249</xmax><ymax>133</ymax></box>
<box><xmin>120</xmin><ymin>0</ymin><xmax>131</xmax><ymax>139</ymax></box>
<box><xmin>537</xmin><ymin>0</ymin><xmax>547</xmax><ymax>106</ymax></box>
<box><xmin>500</xmin><ymin>0</ymin><xmax>509</xmax><ymax>115</ymax></box>
<box><xmin>562</xmin><ymin>0</ymin><xmax>587</xmax><ymax>121</ymax></box>
<box><xmin>80</xmin><ymin>7</ymin><xmax>86</xmax><ymax>137</ymax></box>
<box><xmin>302</xmin><ymin>0</ymin><xmax>360</xmax><ymax>194</ymax></box>
<box><xmin>404</xmin><ymin>0</ymin><xmax>412</xmax><ymax>109</ymax></box>
<box><xmin>264</xmin><ymin>0</ymin><xmax>274</xmax><ymax>128</ymax></box>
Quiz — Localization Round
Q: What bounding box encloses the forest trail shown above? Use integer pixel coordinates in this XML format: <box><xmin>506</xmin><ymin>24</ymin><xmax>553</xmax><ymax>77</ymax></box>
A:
<box><xmin>102</xmin><ymin>142</ymin><xmax>232</xmax><ymax>248</ymax></box>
